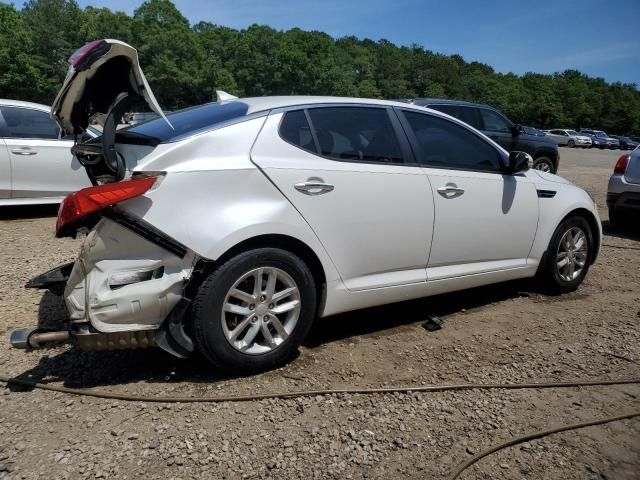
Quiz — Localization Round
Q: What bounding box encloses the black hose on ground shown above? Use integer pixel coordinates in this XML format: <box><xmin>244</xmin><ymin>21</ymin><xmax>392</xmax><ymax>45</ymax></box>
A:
<box><xmin>0</xmin><ymin>374</ymin><xmax>637</xmax><ymax>403</ymax></box>
<box><xmin>447</xmin><ymin>410</ymin><xmax>640</xmax><ymax>480</ymax></box>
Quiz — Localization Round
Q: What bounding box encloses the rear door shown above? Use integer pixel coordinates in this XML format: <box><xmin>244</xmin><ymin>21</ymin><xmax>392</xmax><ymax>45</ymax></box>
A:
<box><xmin>397</xmin><ymin>108</ymin><xmax>538</xmax><ymax>279</ymax></box>
<box><xmin>0</xmin><ymin>105</ymin><xmax>89</xmax><ymax>199</ymax></box>
<box><xmin>251</xmin><ymin>105</ymin><xmax>434</xmax><ymax>291</ymax></box>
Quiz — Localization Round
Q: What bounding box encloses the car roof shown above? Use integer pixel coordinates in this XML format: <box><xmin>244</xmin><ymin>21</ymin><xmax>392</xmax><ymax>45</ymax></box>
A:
<box><xmin>0</xmin><ymin>99</ymin><xmax>51</xmax><ymax>111</ymax></box>
<box><xmin>235</xmin><ymin>96</ymin><xmax>427</xmax><ymax>115</ymax></box>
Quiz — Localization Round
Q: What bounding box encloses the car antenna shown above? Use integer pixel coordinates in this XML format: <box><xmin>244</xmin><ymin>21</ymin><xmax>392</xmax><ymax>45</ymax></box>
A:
<box><xmin>216</xmin><ymin>90</ymin><xmax>239</xmax><ymax>104</ymax></box>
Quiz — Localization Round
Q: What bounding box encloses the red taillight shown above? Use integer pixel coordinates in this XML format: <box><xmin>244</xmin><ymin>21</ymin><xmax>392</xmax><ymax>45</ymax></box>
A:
<box><xmin>56</xmin><ymin>176</ymin><xmax>157</xmax><ymax>237</ymax></box>
<box><xmin>614</xmin><ymin>154</ymin><xmax>630</xmax><ymax>175</ymax></box>
<box><xmin>68</xmin><ymin>39</ymin><xmax>109</xmax><ymax>70</ymax></box>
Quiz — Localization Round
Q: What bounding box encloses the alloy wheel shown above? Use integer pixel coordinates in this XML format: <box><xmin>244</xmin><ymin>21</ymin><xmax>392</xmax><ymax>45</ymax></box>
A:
<box><xmin>221</xmin><ymin>267</ymin><xmax>301</xmax><ymax>355</ymax></box>
<box><xmin>556</xmin><ymin>226</ymin><xmax>588</xmax><ymax>282</ymax></box>
<box><xmin>534</xmin><ymin>161</ymin><xmax>552</xmax><ymax>173</ymax></box>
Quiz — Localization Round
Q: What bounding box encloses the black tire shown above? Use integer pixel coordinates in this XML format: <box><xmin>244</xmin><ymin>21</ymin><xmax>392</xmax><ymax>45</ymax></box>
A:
<box><xmin>538</xmin><ymin>216</ymin><xmax>593</xmax><ymax>294</ymax></box>
<box><xmin>533</xmin><ymin>156</ymin><xmax>555</xmax><ymax>173</ymax></box>
<box><xmin>191</xmin><ymin>248</ymin><xmax>316</xmax><ymax>374</ymax></box>
<box><xmin>608</xmin><ymin>206</ymin><xmax>624</xmax><ymax>228</ymax></box>
<box><xmin>567</xmin><ymin>139</ymin><xmax>575</xmax><ymax>148</ymax></box>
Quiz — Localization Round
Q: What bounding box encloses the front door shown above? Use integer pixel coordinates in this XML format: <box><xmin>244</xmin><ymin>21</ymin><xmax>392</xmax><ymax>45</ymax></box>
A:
<box><xmin>397</xmin><ymin>108</ymin><xmax>538</xmax><ymax>280</ymax></box>
<box><xmin>251</xmin><ymin>106</ymin><xmax>435</xmax><ymax>291</ymax></box>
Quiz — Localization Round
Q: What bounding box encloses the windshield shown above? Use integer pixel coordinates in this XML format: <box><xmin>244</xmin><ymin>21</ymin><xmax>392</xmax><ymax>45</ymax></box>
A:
<box><xmin>120</xmin><ymin>101</ymin><xmax>250</xmax><ymax>143</ymax></box>
<box><xmin>595</xmin><ymin>131</ymin><xmax>608</xmax><ymax>138</ymax></box>
<box><xmin>567</xmin><ymin>130</ymin><xmax>579</xmax><ymax>135</ymax></box>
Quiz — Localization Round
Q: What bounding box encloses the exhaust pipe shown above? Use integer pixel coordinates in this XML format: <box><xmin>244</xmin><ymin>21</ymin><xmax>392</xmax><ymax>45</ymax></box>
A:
<box><xmin>10</xmin><ymin>328</ymin><xmax>70</xmax><ymax>349</ymax></box>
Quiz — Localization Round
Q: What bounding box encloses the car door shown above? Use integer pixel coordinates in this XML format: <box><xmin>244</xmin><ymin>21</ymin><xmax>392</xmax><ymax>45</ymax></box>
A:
<box><xmin>0</xmin><ymin>105</ymin><xmax>89</xmax><ymax>199</ymax></box>
<box><xmin>397</xmin><ymin>108</ymin><xmax>538</xmax><ymax>280</ymax></box>
<box><xmin>478</xmin><ymin>107</ymin><xmax>515</xmax><ymax>151</ymax></box>
<box><xmin>251</xmin><ymin>105</ymin><xmax>435</xmax><ymax>291</ymax></box>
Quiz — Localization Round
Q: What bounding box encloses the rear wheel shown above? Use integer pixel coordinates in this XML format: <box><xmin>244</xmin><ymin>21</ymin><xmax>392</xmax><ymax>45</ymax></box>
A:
<box><xmin>538</xmin><ymin>216</ymin><xmax>593</xmax><ymax>293</ymax></box>
<box><xmin>608</xmin><ymin>206</ymin><xmax>624</xmax><ymax>228</ymax></box>
<box><xmin>533</xmin><ymin>156</ymin><xmax>554</xmax><ymax>173</ymax></box>
<box><xmin>192</xmin><ymin>248</ymin><xmax>316</xmax><ymax>374</ymax></box>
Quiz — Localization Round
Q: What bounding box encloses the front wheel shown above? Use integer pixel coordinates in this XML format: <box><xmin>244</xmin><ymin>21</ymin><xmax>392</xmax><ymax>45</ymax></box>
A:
<box><xmin>567</xmin><ymin>139</ymin><xmax>575</xmax><ymax>148</ymax></box>
<box><xmin>538</xmin><ymin>216</ymin><xmax>593</xmax><ymax>293</ymax></box>
<box><xmin>191</xmin><ymin>248</ymin><xmax>317</xmax><ymax>374</ymax></box>
<box><xmin>533</xmin><ymin>156</ymin><xmax>554</xmax><ymax>173</ymax></box>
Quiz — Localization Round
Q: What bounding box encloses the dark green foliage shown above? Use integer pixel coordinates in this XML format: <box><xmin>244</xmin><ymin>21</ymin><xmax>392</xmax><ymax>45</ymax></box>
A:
<box><xmin>1</xmin><ymin>0</ymin><xmax>638</xmax><ymax>134</ymax></box>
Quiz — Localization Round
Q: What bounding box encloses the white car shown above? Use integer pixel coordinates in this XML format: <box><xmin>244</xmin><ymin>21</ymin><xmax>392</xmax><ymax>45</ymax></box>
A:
<box><xmin>0</xmin><ymin>99</ymin><xmax>93</xmax><ymax>205</ymax></box>
<box><xmin>544</xmin><ymin>129</ymin><xmax>592</xmax><ymax>148</ymax></box>
<box><xmin>10</xmin><ymin>40</ymin><xmax>602</xmax><ymax>374</ymax></box>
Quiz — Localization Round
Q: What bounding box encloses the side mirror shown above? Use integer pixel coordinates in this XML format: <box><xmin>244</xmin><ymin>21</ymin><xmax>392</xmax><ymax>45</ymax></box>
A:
<box><xmin>508</xmin><ymin>151</ymin><xmax>533</xmax><ymax>174</ymax></box>
<box><xmin>511</xmin><ymin>124</ymin><xmax>524</xmax><ymax>137</ymax></box>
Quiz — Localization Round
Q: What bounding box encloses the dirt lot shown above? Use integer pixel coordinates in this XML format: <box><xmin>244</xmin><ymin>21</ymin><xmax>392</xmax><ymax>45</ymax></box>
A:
<box><xmin>1</xmin><ymin>147</ymin><xmax>639</xmax><ymax>479</ymax></box>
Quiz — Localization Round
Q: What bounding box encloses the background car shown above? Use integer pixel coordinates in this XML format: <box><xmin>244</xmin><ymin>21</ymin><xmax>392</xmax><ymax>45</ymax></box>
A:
<box><xmin>610</xmin><ymin>135</ymin><xmax>639</xmax><ymax>150</ymax></box>
<box><xmin>608</xmin><ymin>148</ymin><xmax>640</xmax><ymax>226</ymax></box>
<box><xmin>0</xmin><ymin>99</ymin><xmax>92</xmax><ymax>205</ymax></box>
<box><xmin>579</xmin><ymin>129</ymin><xmax>620</xmax><ymax>149</ymax></box>
<box><xmin>544</xmin><ymin>129</ymin><xmax>592</xmax><ymax>148</ymax></box>
<box><xmin>401</xmin><ymin>98</ymin><xmax>561</xmax><ymax>173</ymax></box>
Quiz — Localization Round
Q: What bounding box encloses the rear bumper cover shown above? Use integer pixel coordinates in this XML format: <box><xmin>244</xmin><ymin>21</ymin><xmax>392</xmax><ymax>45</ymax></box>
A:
<box><xmin>65</xmin><ymin>217</ymin><xmax>196</xmax><ymax>333</ymax></box>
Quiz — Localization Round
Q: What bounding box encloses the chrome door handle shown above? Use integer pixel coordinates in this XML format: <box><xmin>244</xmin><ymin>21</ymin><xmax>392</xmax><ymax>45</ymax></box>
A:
<box><xmin>436</xmin><ymin>185</ymin><xmax>465</xmax><ymax>198</ymax></box>
<box><xmin>294</xmin><ymin>181</ymin><xmax>334</xmax><ymax>195</ymax></box>
<box><xmin>11</xmin><ymin>148</ymin><xmax>37</xmax><ymax>156</ymax></box>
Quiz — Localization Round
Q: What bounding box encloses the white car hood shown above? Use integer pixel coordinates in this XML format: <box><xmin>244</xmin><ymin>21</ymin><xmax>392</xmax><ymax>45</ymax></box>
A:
<box><xmin>52</xmin><ymin>39</ymin><xmax>170</xmax><ymax>134</ymax></box>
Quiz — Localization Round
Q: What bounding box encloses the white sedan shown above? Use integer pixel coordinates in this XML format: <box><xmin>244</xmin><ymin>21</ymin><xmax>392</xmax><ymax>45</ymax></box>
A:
<box><xmin>10</xmin><ymin>40</ymin><xmax>601</xmax><ymax>374</ymax></box>
<box><xmin>0</xmin><ymin>99</ymin><xmax>93</xmax><ymax>205</ymax></box>
<box><xmin>544</xmin><ymin>129</ymin><xmax>592</xmax><ymax>148</ymax></box>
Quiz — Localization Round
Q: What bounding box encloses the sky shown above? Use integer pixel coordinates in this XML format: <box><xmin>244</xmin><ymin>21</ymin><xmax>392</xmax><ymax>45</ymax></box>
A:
<box><xmin>25</xmin><ymin>0</ymin><xmax>640</xmax><ymax>84</ymax></box>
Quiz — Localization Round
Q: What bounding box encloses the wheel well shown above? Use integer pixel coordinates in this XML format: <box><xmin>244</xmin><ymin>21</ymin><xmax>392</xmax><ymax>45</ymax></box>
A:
<box><xmin>564</xmin><ymin>208</ymin><xmax>601</xmax><ymax>264</ymax></box>
<box><xmin>202</xmin><ymin>234</ymin><xmax>327</xmax><ymax>308</ymax></box>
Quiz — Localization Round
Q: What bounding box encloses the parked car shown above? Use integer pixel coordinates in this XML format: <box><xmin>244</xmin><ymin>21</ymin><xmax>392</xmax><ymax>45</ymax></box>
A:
<box><xmin>579</xmin><ymin>129</ymin><xmax>620</xmax><ymax>149</ymax></box>
<box><xmin>400</xmin><ymin>99</ymin><xmax>560</xmax><ymax>173</ymax></box>
<box><xmin>544</xmin><ymin>129</ymin><xmax>592</xmax><ymax>148</ymax></box>
<box><xmin>610</xmin><ymin>135</ymin><xmax>639</xmax><ymax>150</ymax></box>
<box><xmin>0</xmin><ymin>99</ymin><xmax>93</xmax><ymax>205</ymax></box>
<box><xmin>607</xmin><ymin>148</ymin><xmax>640</xmax><ymax>226</ymax></box>
<box><xmin>10</xmin><ymin>40</ymin><xmax>601</xmax><ymax>374</ymax></box>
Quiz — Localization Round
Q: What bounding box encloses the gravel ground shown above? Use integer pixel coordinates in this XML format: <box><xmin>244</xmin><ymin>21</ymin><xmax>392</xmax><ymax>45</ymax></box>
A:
<box><xmin>1</xmin><ymin>147</ymin><xmax>639</xmax><ymax>479</ymax></box>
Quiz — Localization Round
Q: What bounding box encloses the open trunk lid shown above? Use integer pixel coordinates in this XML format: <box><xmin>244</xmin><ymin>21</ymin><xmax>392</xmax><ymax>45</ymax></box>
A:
<box><xmin>52</xmin><ymin>39</ymin><xmax>171</xmax><ymax>185</ymax></box>
<box><xmin>52</xmin><ymin>39</ymin><xmax>169</xmax><ymax>135</ymax></box>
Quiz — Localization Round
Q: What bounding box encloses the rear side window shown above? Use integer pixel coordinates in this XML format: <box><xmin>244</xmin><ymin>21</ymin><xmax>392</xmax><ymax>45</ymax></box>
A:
<box><xmin>428</xmin><ymin>104</ymin><xmax>481</xmax><ymax>129</ymax></box>
<box><xmin>402</xmin><ymin>110</ymin><xmax>503</xmax><ymax>173</ymax></box>
<box><xmin>306</xmin><ymin>107</ymin><xmax>403</xmax><ymax>164</ymax></box>
<box><xmin>279</xmin><ymin>110</ymin><xmax>316</xmax><ymax>153</ymax></box>
<box><xmin>479</xmin><ymin>108</ymin><xmax>512</xmax><ymax>133</ymax></box>
<box><xmin>0</xmin><ymin>106</ymin><xmax>60</xmax><ymax>139</ymax></box>
<box><xmin>123</xmin><ymin>101</ymin><xmax>249</xmax><ymax>143</ymax></box>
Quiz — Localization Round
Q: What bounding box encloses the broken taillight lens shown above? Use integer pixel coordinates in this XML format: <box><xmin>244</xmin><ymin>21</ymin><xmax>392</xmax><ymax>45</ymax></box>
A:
<box><xmin>68</xmin><ymin>39</ymin><xmax>110</xmax><ymax>71</ymax></box>
<box><xmin>56</xmin><ymin>176</ymin><xmax>157</xmax><ymax>237</ymax></box>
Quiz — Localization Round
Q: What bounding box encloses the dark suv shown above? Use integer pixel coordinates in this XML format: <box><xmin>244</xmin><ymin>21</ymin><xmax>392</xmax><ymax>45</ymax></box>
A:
<box><xmin>399</xmin><ymin>99</ymin><xmax>560</xmax><ymax>173</ymax></box>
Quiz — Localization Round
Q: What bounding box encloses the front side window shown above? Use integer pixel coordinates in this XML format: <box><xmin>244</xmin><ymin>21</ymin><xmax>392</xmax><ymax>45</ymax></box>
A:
<box><xmin>479</xmin><ymin>108</ymin><xmax>512</xmax><ymax>133</ymax></box>
<box><xmin>0</xmin><ymin>106</ymin><xmax>59</xmax><ymax>139</ymax></box>
<box><xmin>403</xmin><ymin>110</ymin><xmax>503</xmax><ymax>173</ymax></box>
<box><xmin>306</xmin><ymin>107</ymin><xmax>403</xmax><ymax>164</ymax></box>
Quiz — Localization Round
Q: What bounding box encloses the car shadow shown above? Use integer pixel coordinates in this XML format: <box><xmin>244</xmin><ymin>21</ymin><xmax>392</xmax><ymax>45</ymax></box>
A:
<box><xmin>602</xmin><ymin>220</ymin><xmax>640</xmax><ymax>242</ymax></box>
<box><xmin>7</xmin><ymin>279</ymin><xmax>534</xmax><ymax>391</ymax></box>
<box><xmin>0</xmin><ymin>204</ymin><xmax>59</xmax><ymax>220</ymax></box>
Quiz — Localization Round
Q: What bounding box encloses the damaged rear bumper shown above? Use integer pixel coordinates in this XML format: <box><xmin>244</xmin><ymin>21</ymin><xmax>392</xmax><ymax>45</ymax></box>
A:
<box><xmin>11</xmin><ymin>214</ymin><xmax>199</xmax><ymax>357</ymax></box>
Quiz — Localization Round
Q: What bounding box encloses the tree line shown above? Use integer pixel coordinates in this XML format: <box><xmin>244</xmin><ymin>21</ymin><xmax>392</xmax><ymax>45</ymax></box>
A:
<box><xmin>1</xmin><ymin>0</ymin><xmax>639</xmax><ymax>135</ymax></box>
